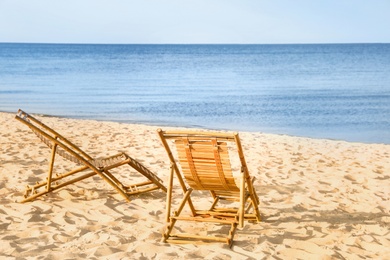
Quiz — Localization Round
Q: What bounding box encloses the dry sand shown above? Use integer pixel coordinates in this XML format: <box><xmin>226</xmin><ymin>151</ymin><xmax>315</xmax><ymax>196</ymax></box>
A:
<box><xmin>0</xmin><ymin>111</ymin><xmax>389</xmax><ymax>259</ymax></box>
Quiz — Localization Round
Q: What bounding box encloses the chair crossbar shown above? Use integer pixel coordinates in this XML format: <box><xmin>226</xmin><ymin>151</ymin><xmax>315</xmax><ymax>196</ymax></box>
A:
<box><xmin>171</xmin><ymin>216</ymin><xmax>236</xmax><ymax>224</ymax></box>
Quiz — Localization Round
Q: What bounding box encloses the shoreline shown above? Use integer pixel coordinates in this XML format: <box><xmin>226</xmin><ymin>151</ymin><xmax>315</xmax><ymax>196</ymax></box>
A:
<box><xmin>2</xmin><ymin>110</ymin><xmax>388</xmax><ymax>145</ymax></box>
<box><xmin>1</xmin><ymin>111</ymin><xmax>389</xmax><ymax>258</ymax></box>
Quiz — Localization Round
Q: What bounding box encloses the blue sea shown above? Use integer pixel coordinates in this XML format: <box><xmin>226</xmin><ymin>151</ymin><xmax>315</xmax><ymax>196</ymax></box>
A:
<box><xmin>1</xmin><ymin>43</ymin><xmax>389</xmax><ymax>144</ymax></box>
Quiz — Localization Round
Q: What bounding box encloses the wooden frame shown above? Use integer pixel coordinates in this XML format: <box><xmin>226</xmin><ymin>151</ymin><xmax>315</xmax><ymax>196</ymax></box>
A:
<box><xmin>157</xmin><ymin>129</ymin><xmax>261</xmax><ymax>247</ymax></box>
<box><xmin>15</xmin><ymin>109</ymin><xmax>166</xmax><ymax>203</ymax></box>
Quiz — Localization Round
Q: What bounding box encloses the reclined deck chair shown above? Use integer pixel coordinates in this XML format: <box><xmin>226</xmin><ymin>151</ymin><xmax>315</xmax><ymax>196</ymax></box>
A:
<box><xmin>157</xmin><ymin>129</ymin><xmax>261</xmax><ymax>247</ymax></box>
<box><xmin>15</xmin><ymin>109</ymin><xmax>166</xmax><ymax>203</ymax></box>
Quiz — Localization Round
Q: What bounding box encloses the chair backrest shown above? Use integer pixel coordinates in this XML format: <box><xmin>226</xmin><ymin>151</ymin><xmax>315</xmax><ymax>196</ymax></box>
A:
<box><xmin>175</xmin><ymin>137</ymin><xmax>239</xmax><ymax>191</ymax></box>
<box><xmin>158</xmin><ymin>130</ymin><xmax>249</xmax><ymax>192</ymax></box>
<box><xmin>15</xmin><ymin>109</ymin><xmax>92</xmax><ymax>165</ymax></box>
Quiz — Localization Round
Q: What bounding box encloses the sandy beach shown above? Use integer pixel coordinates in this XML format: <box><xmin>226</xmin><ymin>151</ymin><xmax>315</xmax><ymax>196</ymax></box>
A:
<box><xmin>0</xmin><ymin>111</ymin><xmax>389</xmax><ymax>259</ymax></box>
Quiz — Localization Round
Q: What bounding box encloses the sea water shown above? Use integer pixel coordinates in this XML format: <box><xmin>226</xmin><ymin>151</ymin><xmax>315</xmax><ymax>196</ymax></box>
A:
<box><xmin>0</xmin><ymin>43</ymin><xmax>389</xmax><ymax>144</ymax></box>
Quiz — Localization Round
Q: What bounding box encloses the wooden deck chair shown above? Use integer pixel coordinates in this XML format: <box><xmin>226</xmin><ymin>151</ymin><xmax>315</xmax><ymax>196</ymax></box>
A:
<box><xmin>157</xmin><ymin>129</ymin><xmax>261</xmax><ymax>247</ymax></box>
<box><xmin>15</xmin><ymin>109</ymin><xmax>166</xmax><ymax>203</ymax></box>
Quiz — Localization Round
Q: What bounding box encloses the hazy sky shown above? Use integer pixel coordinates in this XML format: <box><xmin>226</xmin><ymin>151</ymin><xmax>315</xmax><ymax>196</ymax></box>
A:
<box><xmin>1</xmin><ymin>0</ymin><xmax>389</xmax><ymax>44</ymax></box>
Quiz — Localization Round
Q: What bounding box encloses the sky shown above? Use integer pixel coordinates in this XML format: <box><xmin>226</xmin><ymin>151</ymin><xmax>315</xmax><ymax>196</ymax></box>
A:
<box><xmin>0</xmin><ymin>0</ymin><xmax>389</xmax><ymax>44</ymax></box>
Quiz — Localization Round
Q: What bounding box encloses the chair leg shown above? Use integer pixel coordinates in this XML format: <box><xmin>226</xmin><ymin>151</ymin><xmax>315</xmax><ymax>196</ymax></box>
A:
<box><xmin>209</xmin><ymin>196</ymin><xmax>220</xmax><ymax>211</ymax></box>
<box><xmin>162</xmin><ymin>188</ymin><xmax>193</xmax><ymax>243</ymax></box>
<box><xmin>102</xmin><ymin>168</ymin><xmax>126</xmax><ymax>189</ymax></box>
<box><xmin>251</xmin><ymin>195</ymin><xmax>261</xmax><ymax>222</ymax></box>
<box><xmin>239</xmin><ymin>171</ymin><xmax>246</xmax><ymax>228</ymax></box>
<box><xmin>46</xmin><ymin>143</ymin><xmax>58</xmax><ymax>191</ymax></box>
<box><xmin>227</xmin><ymin>219</ymin><xmax>239</xmax><ymax>248</ymax></box>
<box><xmin>165</xmin><ymin>166</ymin><xmax>174</xmax><ymax>222</ymax></box>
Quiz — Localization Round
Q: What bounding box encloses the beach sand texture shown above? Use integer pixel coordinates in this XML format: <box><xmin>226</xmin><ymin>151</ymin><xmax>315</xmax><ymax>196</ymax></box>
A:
<box><xmin>1</xmin><ymin>111</ymin><xmax>389</xmax><ymax>259</ymax></box>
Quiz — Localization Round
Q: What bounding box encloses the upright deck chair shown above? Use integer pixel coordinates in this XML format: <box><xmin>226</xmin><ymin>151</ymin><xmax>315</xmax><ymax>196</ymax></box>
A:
<box><xmin>157</xmin><ymin>129</ymin><xmax>261</xmax><ymax>247</ymax></box>
<box><xmin>15</xmin><ymin>109</ymin><xmax>166</xmax><ymax>203</ymax></box>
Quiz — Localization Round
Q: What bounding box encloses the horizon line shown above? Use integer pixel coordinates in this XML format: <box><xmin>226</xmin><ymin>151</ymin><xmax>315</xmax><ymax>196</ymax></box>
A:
<box><xmin>1</xmin><ymin>41</ymin><xmax>389</xmax><ymax>45</ymax></box>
